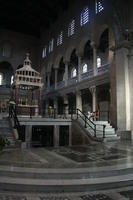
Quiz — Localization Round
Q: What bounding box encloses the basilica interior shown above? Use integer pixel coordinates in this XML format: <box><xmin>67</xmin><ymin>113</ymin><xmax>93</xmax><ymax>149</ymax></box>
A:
<box><xmin>0</xmin><ymin>0</ymin><xmax>133</xmax><ymax>199</ymax></box>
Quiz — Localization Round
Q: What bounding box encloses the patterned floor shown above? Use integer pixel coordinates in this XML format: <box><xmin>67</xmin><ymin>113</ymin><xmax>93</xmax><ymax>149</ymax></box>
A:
<box><xmin>0</xmin><ymin>192</ymin><xmax>127</xmax><ymax>200</ymax></box>
<box><xmin>49</xmin><ymin>145</ymin><xmax>128</xmax><ymax>163</ymax></box>
<box><xmin>0</xmin><ymin>195</ymin><xmax>27</xmax><ymax>200</ymax></box>
<box><xmin>80</xmin><ymin>194</ymin><xmax>113</xmax><ymax>200</ymax></box>
<box><xmin>120</xmin><ymin>190</ymin><xmax>133</xmax><ymax>199</ymax></box>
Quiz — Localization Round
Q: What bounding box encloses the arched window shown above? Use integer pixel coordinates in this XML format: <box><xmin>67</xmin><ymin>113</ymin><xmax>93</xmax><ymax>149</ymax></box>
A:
<box><xmin>42</xmin><ymin>47</ymin><xmax>46</xmax><ymax>58</ymax></box>
<box><xmin>2</xmin><ymin>43</ymin><xmax>12</xmax><ymax>57</ymax></box>
<box><xmin>80</xmin><ymin>7</ymin><xmax>89</xmax><ymax>26</ymax></box>
<box><xmin>96</xmin><ymin>0</ymin><xmax>104</xmax><ymax>14</ymax></box>
<box><xmin>68</xmin><ymin>19</ymin><xmax>75</xmax><ymax>36</ymax></box>
<box><xmin>11</xmin><ymin>75</ymin><xmax>14</xmax><ymax>85</ymax></box>
<box><xmin>71</xmin><ymin>68</ymin><xmax>77</xmax><ymax>78</ymax></box>
<box><xmin>82</xmin><ymin>64</ymin><xmax>88</xmax><ymax>73</ymax></box>
<box><xmin>97</xmin><ymin>57</ymin><xmax>102</xmax><ymax>68</ymax></box>
<box><xmin>0</xmin><ymin>73</ymin><xmax>3</xmax><ymax>85</ymax></box>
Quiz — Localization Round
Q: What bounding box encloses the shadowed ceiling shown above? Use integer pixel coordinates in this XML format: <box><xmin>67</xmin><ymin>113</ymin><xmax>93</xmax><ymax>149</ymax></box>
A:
<box><xmin>0</xmin><ymin>0</ymin><xmax>76</xmax><ymax>37</ymax></box>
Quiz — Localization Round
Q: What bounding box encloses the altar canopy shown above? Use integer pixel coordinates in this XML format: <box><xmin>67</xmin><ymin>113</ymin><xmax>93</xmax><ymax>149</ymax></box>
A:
<box><xmin>13</xmin><ymin>53</ymin><xmax>43</xmax><ymax>116</ymax></box>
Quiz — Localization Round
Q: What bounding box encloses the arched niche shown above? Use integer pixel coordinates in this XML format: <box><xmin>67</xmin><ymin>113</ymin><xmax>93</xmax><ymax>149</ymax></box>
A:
<box><xmin>57</xmin><ymin>57</ymin><xmax>65</xmax><ymax>82</ymax></box>
<box><xmin>82</xmin><ymin>40</ymin><xmax>93</xmax><ymax>71</ymax></box>
<box><xmin>97</xmin><ymin>28</ymin><xmax>109</xmax><ymax>67</ymax></box>
<box><xmin>68</xmin><ymin>49</ymin><xmax>78</xmax><ymax>79</ymax></box>
<box><xmin>0</xmin><ymin>62</ymin><xmax>14</xmax><ymax>86</ymax></box>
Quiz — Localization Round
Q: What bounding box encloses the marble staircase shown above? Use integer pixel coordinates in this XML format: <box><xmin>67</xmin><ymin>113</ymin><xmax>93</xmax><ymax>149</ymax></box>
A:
<box><xmin>91</xmin><ymin>121</ymin><xmax>119</xmax><ymax>142</ymax></box>
<box><xmin>0</xmin><ymin>117</ymin><xmax>16</xmax><ymax>148</ymax></box>
<box><xmin>77</xmin><ymin>118</ymin><xmax>120</xmax><ymax>142</ymax></box>
<box><xmin>0</xmin><ymin>165</ymin><xmax>133</xmax><ymax>192</ymax></box>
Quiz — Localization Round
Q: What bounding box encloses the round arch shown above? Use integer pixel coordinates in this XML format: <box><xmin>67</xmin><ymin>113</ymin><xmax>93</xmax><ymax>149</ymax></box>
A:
<box><xmin>0</xmin><ymin>61</ymin><xmax>14</xmax><ymax>86</ymax></box>
<box><xmin>64</xmin><ymin>46</ymin><xmax>77</xmax><ymax>62</ymax></box>
<box><xmin>54</xmin><ymin>54</ymin><xmax>64</xmax><ymax>68</ymax></box>
<box><xmin>77</xmin><ymin>36</ymin><xmax>91</xmax><ymax>56</ymax></box>
<box><xmin>47</xmin><ymin>62</ymin><xmax>53</xmax><ymax>73</ymax></box>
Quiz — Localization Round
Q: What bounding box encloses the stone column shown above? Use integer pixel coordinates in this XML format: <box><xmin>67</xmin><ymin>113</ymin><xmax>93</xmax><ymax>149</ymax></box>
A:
<box><xmin>25</xmin><ymin>125</ymin><xmax>32</xmax><ymax>148</ymax></box>
<box><xmin>39</xmin><ymin>88</ymin><xmax>42</xmax><ymax>115</ymax></box>
<box><xmin>47</xmin><ymin>72</ymin><xmax>50</xmax><ymax>89</ymax></box>
<box><xmin>115</xmin><ymin>47</ymin><xmax>130</xmax><ymax>130</ymax></box>
<box><xmin>69</xmin><ymin>125</ymin><xmax>72</xmax><ymax>146</ymax></box>
<box><xmin>54</xmin><ymin>97</ymin><xmax>58</xmax><ymax>116</ymax></box>
<box><xmin>78</xmin><ymin>55</ymin><xmax>82</xmax><ymax>82</ymax></box>
<box><xmin>90</xmin><ymin>86</ymin><xmax>97</xmax><ymax>112</ymax></box>
<box><xmin>63</xmin><ymin>95</ymin><xmax>69</xmax><ymax>117</ymax></box>
<box><xmin>54</xmin><ymin>125</ymin><xmax>59</xmax><ymax>146</ymax></box>
<box><xmin>91</xmin><ymin>42</ymin><xmax>97</xmax><ymax>76</ymax></box>
<box><xmin>128</xmin><ymin>48</ymin><xmax>133</xmax><ymax>131</ymax></box>
<box><xmin>76</xmin><ymin>90</ymin><xmax>82</xmax><ymax>111</ymax></box>
<box><xmin>15</xmin><ymin>85</ymin><xmax>19</xmax><ymax>114</ymax></box>
<box><xmin>64</xmin><ymin>61</ymin><xmax>69</xmax><ymax>87</ymax></box>
<box><xmin>54</xmin><ymin>68</ymin><xmax>58</xmax><ymax>90</ymax></box>
<box><xmin>45</xmin><ymin>99</ymin><xmax>49</xmax><ymax>116</ymax></box>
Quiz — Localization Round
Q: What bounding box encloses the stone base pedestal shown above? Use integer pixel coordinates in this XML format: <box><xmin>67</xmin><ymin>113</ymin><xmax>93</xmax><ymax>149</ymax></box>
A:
<box><xmin>117</xmin><ymin>130</ymin><xmax>132</xmax><ymax>140</ymax></box>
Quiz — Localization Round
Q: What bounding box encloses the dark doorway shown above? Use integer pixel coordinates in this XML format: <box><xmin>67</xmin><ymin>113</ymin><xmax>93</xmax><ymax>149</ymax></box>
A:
<box><xmin>59</xmin><ymin>126</ymin><xmax>69</xmax><ymax>146</ymax></box>
<box><xmin>32</xmin><ymin>126</ymin><xmax>53</xmax><ymax>147</ymax></box>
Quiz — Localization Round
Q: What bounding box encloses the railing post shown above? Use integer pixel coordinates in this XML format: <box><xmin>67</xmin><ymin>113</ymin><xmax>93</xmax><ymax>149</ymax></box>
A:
<box><xmin>99</xmin><ymin>111</ymin><xmax>100</xmax><ymax>121</ymax></box>
<box><xmin>71</xmin><ymin>109</ymin><xmax>73</xmax><ymax>120</ymax></box>
<box><xmin>108</xmin><ymin>111</ymin><xmax>109</xmax><ymax>122</ymax></box>
<box><xmin>85</xmin><ymin>115</ymin><xmax>87</xmax><ymax>128</ymax></box>
<box><xmin>54</xmin><ymin>108</ymin><xmax>56</xmax><ymax>119</ymax></box>
<box><xmin>94</xmin><ymin>125</ymin><xmax>96</xmax><ymax>137</ymax></box>
<box><xmin>103</xmin><ymin>125</ymin><xmax>106</xmax><ymax>138</ymax></box>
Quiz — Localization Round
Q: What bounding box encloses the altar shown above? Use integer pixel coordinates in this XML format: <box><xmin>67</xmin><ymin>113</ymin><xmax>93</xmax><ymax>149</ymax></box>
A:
<box><xmin>12</xmin><ymin>53</ymin><xmax>43</xmax><ymax>117</ymax></box>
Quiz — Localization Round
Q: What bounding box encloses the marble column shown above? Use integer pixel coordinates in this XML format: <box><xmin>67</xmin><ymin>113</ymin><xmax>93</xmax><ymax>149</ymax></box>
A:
<box><xmin>76</xmin><ymin>90</ymin><xmax>82</xmax><ymax>111</ymax></box>
<box><xmin>45</xmin><ymin>99</ymin><xmax>49</xmax><ymax>116</ymax></box>
<box><xmin>54</xmin><ymin>68</ymin><xmax>58</xmax><ymax>90</ymax></box>
<box><xmin>15</xmin><ymin>85</ymin><xmax>19</xmax><ymax>114</ymax></box>
<box><xmin>64</xmin><ymin>61</ymin><xmax>69</xmax><ymax>87</ymax></box>
<box><xmin>47</xmin><ymin>72</ymin><xmax>50</xmax><ymax>90</ymax></box>
<box><xmin>115</xmin><ymin>47</ymin><xmax>130</xmax><ymax>130</ymax></box>
<box><xmin>69</xmin><ymin>125</ymin><xmax>72</xmax><ymax>146</ymax></box>
<box><xmin>91</xmin><ymin>42</ymin><xmax>97</xmax><ymax>76</ymax></box>
<box><xmin>25</xmin><ymin>125</ymin><xmax>32</xmax><ymax>148</ymax></box>
<box><xmin>90</xmin><ymin>86</ymin><xmax>97</xmax><ymax>112</ymax></box>
<box><xmin>78</xmin><ymin>55</ymin><xmax>82</xmax><ymax>82</ymax></box>
<box><xmin>54</xmin><ymin>125</ymin><xmax>59</xmax><ymax>146</ymax></box>
<box><xmin>39</xmin><ymin>88</ymin><xmax>42</xmax><ymax>115</ymax></box>
<box><xmin>63</xmin><ymin>95</ymin><xmax>69</xmax><ymax>117</ymax></box>
<box><xmin>54</xmin><ymin>97</ymin><xmax>58</xmax><ymax>116</ymax></box>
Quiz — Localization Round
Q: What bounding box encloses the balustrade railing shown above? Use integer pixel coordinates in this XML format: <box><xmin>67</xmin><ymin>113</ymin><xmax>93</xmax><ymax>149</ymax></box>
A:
<box><xmin>97</xmin><ymin>63</ymin><xmax>109</xmax><ymax>74</ymax></box>
<box><xmin>81</xmin><ymin>68</ymin><xmax>94</xmax><ymax>80</ymax></box>
<box><xmin>45</xmin><ymin>63</ymin><xmax>110</xmax><ymax>93</ymax></box>
<box><xmin>67</xmin><ymin>77</ymin><xmax>78</xmax><ymax>86</ymax></box>
<box><xmin>47</xmin><ymin>85</ymin><xmax>55</xmax><ymax>93</ymax></box>
<box><xmin>57</xmin><ymin>81</ymin><xmax>65</xmax><ymax>89</ymax></box>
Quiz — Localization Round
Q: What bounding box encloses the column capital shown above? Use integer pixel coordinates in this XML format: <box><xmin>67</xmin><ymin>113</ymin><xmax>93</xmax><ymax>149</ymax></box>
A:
<box><xmin>90</xmin><ymin>41</ymin><xmax>97</xmax><ymax>49</ymax></box>
<box><xmin>64</xmin><ymin>60</ymin><xmax>69</xmax><ymax>65</ymax></box>
<box><xmin>76</xmin><ymin>90</ymin><xmax>82</xmax><ymax>96</ymax></box>
<box><xmin>47</xmin><ymin>71</ymin><xmax>51</xmax><ymax>75</ymax></box>
<box><xmin>89</xmin><ymin>85</ymin><xmax>96</xmax><ymax>94</ymax></box>
<box><xmin>76</xmin><ymin>51</ymin><xmax>83</xmax><ymax>58</ymax></box>
<box><xmin>54</xmin><ymin>67</ymin><xmax>58</xmax><ymax>71</ymax></box>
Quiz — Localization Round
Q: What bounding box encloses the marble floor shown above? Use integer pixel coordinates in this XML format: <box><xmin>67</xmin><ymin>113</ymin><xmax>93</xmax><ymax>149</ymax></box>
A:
<box><xmin>0</xmin><ymin>140</ymin><xmax>133</xmax><ymax>169</ymax></box>
<box><xmin>0</xmin><ymin>141</ymin><xmax>133</xmax><ymax>199</ymax></box>
<box><xmin>0</xmin><ymin>186</ymin><xmax>132</xmax><ymax>200</ymax></box>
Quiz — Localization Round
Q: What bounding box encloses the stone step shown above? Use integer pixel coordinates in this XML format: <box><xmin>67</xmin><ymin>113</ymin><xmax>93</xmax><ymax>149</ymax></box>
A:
<box><xmin>0</xmin><ymin>166</ymin><xmax>133</xmax><ymax>180</ymax></box>
<box><xmin>86</xmin><ymin>127</ymin><xmax>115</xmax><ymax>134</ymax></box>
<box><xmin>0</xmin><ymin>118</ymin><xmax>16</xmax><ymax>148</ymax></box>
<box><xmin>103</xmin><ymin>136</ymin><xmax>120</xmax><ymax>142</ymax></box>
<box><xmin>94</xmin><ymin>121</ymin><xmax>109</xmax><ymax>125</ymax></box>
<box><xmin>87</xmin><ymin>128</ymin><xmax>116</xmax><ymax>135</ymax></box>
<box><xmin>0</xmin><ymin>173</ymin><xmax>133</xmax><ymax>192</ymax></box>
